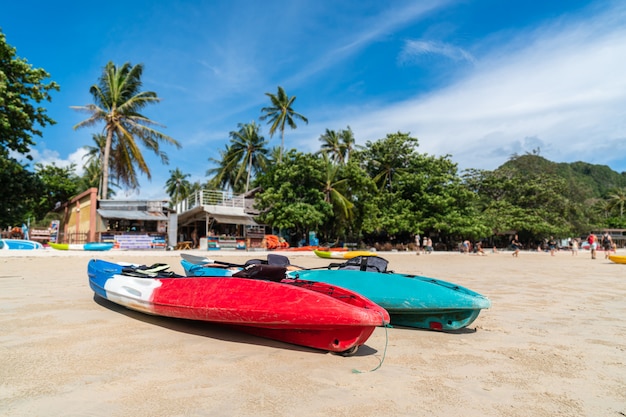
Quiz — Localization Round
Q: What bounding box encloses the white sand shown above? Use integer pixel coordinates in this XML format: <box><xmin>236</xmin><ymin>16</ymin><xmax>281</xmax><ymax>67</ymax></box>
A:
<box><xmin>1</xmin><ymin>248</ymin><xmax>625</xmax><ymax>416</ymax></box>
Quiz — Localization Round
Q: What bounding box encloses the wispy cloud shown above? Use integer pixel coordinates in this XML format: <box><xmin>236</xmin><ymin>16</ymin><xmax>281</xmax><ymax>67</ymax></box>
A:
<box><xmin>399</xmin><ymin>40</ymin><xmax>476</xmax><ymax>64</ymax></box>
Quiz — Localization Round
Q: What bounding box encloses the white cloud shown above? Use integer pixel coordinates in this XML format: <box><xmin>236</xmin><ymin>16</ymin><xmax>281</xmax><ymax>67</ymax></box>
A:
<box><xmin>305</xmin><ymin>2</ymin><xmax>626</xmax><ymax>172</ymax></box>
<box><xmin>399</xmin><ymin>40</ymin><xmax>476</xmax><ymax>64</ymax></box>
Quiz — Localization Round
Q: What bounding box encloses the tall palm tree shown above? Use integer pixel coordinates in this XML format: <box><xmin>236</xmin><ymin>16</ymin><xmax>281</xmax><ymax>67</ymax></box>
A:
<box><xmin>206</xmin><ymin>144</ymin><xmax>241</xmax><ymax>191</ymax></box>
<box><xmin>260</xmin><ymin>86</ymin><xmax>308</xmax><ymax>163</ymax></box>
<box><xmin>72</xmin><ymin>61</ymin><xmax>181</xmax><ymax>199</ymax></box>
<box><xmin>227</xmin><ymin>121</ymin><xmax>269</xmax><ymax>193</ymax></box>
<box><xmin>165</xmin><ymin>168</ymin><xmax>191</xmax><ymax>206</ymax></box>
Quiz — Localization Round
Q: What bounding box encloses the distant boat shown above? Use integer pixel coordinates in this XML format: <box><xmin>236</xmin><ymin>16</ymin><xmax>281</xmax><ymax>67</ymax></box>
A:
<box><xmin>49</xmin><ymin>242</ymin><xmax>114</xmax><ymax>251</ymax></box>
<box><xmin>0</xmin><ymin>239</ymin><xmax>44</xmax><ymax>250</ymax></box>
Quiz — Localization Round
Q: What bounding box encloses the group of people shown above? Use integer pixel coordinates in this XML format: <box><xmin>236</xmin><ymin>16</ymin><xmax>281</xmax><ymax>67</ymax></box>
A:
<box><xmin>511</xmin><ymin>232</ymin><xmax>616</xmax><ymax>259</ymax></box>
<box><xmin>586</xmin><ymin>231</ymin><xmax>615</xmax><ymax>260</ymax></box>
<box><xmin>414</xmin><ymin>235</ymin><xmax>433</xmax><ymax>255</ymax></box>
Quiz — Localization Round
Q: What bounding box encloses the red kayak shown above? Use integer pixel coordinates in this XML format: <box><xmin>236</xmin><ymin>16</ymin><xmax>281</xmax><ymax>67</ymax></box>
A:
<box><xmin>88</xmin><ymin>259</ymin><xmax>389</xmax><ymax>354</ymax></box>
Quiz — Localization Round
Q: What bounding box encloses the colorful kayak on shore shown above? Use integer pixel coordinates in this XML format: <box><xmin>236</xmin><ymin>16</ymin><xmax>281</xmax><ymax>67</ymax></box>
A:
<box><xmin>288</xmin><ymin>268</ymin><xmax>491</xmax><ymax>331</ymax></box>
<box><xmin>88</xmin><ymin>259</ymin><xmax>389</xmax><ymax>355</ymax></box>
<box><xmin>314</xmin><ymin>249</ymin><xmax>377</xmax><ymax>259</ymax></box>
<box><xmin>0</xmin><ymin>239</ymin><xmax>44</xmax><ymax>250</ymax></box>
<box><xmin>608</xmin><ymin>255</ymin><xmax>626</xmax><ymax>264</ymax></box>
<box><xmin>49</xmin><ymin>242</ymin><xmax>114</xmax><ymax>251</ymax></box>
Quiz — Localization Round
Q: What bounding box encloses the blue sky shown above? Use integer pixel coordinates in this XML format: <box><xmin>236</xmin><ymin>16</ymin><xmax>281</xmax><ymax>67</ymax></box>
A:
<box><xmin>3</xmin><ymin>0</ymin><xmax>625</xmax><ymax>199</ymax></box>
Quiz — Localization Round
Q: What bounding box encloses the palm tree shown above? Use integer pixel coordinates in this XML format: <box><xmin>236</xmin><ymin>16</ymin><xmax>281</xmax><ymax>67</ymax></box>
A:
<box><xmin>165</xmin><ymin>168</ymin><xmax>191</xmax><ymax>206</ymax></box>
<box><xmin>72</xmin><ymin>61</ymin><xmax>181</xmax><ymax>199</ymax></box>
<box><xmin>227</xmin><ymin>121</ymin><xmax>269</xmax><ymax>193</ymax></box>
<box><xmin>318</xmin><ymin>153</ymin><xmax>354</xmax><ymax>219</ymax></box>
<box><xmin>206</xmin><ymin>144</ymin><xmax>241</xmax><ymax>191</ymax></box>
<box><xmin>319</xmin><ymin>127</ymin><xmax>358</xmax><ymax>165</ymax></box>
<box><xmin>338</xmin><ymin>126</ymin><xmax>357</xmax><ymax>163</ymax></box>
<box><xmin>318</xmin><ymin>129</ymin><xmax>342</xmax><ymax>163</ymax></box>
<box><xmin>607</xmin><ymin>188</ymin><xmax>626</xmax><ymax>217</ymax></box>
<box><xmin>260</xmin><ymin>86</ymin><xmax>308</xmax><ymax>163</ymax></box>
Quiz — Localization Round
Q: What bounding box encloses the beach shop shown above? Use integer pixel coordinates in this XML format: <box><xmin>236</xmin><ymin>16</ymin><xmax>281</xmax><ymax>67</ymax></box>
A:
<box><xmin>173</xmin><ymin>189</ymin><xmax>265</xmax><ymax>250</ymax></box>
<box><xmin>54</xmin><ymin>188</ymin><xmax>175</xmax><ymax>249</ymax></box>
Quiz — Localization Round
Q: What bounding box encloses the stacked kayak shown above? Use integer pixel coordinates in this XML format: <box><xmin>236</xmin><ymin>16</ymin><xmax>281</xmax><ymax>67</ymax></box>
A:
<box><xmin>50</xmin><ymin>242</ymin><xmax>113</xmax><ymax>251</ymax></box>
<box><xmin>0</xmin><ymin>239</ymin><xmax>44</xmax><ymax>250</ymax></box>
<box><xmin>88</xmin><ymin>259</ymin><xmax>389</xmax><ymax>354</ymax></box>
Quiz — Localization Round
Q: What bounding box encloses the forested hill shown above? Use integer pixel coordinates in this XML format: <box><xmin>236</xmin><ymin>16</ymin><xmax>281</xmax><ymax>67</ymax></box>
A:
<box><xmin>499</xmin><ymin>155</ymin><xmax>626</xmax><ymax>198</ymax></box>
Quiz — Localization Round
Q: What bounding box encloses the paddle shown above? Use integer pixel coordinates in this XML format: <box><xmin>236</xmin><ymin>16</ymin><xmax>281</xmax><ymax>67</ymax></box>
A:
<box><xmin>180</xmin><ymin>253</ymin><xmax>215</xmax><ymax>265</ymax></box>
<box><xmin>180</xmin><ymin>253</ymin><xmax>256</xmax><ymax>269</ymax></box>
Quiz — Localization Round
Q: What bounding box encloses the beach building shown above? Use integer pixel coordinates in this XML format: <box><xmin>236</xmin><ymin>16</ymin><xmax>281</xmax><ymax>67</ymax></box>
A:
<box><xmin>53</xmin><ymin>188</ymin><xmax>174</xmax><ymax>249</ymax></box>
<box><xmin>172</xmin><ymin>189</ymin><xmax>265</xmax><ymax>250</ymax></box>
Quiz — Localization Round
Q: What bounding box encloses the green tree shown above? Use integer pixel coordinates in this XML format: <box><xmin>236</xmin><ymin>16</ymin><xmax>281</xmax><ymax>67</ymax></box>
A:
<box><xmin>165</xmin><ymin>168</ymin><xmax>191</xmax><ymax>206</ymax></box>
<box><xmin>318</xmin><ymin>153</ymin><xmax>353</xmax><ymax>219</ymax></box>
<box><xmin>33</xmin><ymin>163</ymin><xmax>80</xmax><ymax>220</ymax></box>
<box><xmin>318</xmin><ymin>127</ymin><xmax>358</xmax><ymax>165</ymax></box>
<box><xmin>206</xmin><ymin>144</ymin><xmax>240</xmax><ymax>191</ymax></box>
<box><xmin>0</xmin><ymin>156</ymin><xmax>43</xmax><ymax>227</ymax></box>
<box><xmin>606</xmin><ymin>188</ymin><xmax>626</xmax><ymax>218</ymax></box>
<box><xmin>72</xmin><ymin>61</ymin><xmax>181</xmax><ymax>199</ymax></box>
<box><xmin>260</xmin><ymin>86</ymin><xmax>308</xmax><ymax>163</ymax></box>
<box><xmin>0</xmin><ymin>30</ymin><xmax>59</xmax><ymax>158</ymax></box>
<box><xmin>318</xmin><ymin>129</ymin><xmax>342</xmax><ymax>163</ymax></box>
<box><xmin>255</xmin><ymin>151</ymin><xmax>330</xmax><ymax>242</ymax></box>
<box><xmin>360</xmin><ymin>132</ymin><xmax>418</xmax><ymax>191</ymax></box>
<box><xmin>226</xmin><ymin>121</ymin><xmax>269</xmax><ymax>193</ymax></box>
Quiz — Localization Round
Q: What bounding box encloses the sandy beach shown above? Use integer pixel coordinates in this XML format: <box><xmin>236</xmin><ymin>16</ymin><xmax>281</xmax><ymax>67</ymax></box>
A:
<box><xmin>1</xmin><ymin>248</ymin><xmax>624</xmax><ymax>417</ymax></box>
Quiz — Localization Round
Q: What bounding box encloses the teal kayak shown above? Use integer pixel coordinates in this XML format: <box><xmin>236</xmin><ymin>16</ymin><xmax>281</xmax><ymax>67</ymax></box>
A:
<box><xmin>287</xmin><ymin>269</ymin><xmax>491</xmax><ymax>331</ymax></box>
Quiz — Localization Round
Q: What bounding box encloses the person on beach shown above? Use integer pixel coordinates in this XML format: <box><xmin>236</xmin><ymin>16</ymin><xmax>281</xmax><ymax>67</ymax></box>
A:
<box><xmin>511</xmin><ymin>235</ymin><xmax>522</xmax><ymax>257</ymax></box>
<box><xmin>548</xmin><ymin>236</ymin><xmax>557</xmax><ymax>256</ymax></box>
<box><xmin>425</xmin><ymin>237</ymin><xmax>433</xmax><ymax>254</ymax></box>
<box><xmin>570</xmin><ymin>238</ymin><xmax>579</xmax><ymax>256</ymax></box>
<box><xmin>602</xmin><ymin>232</ymin><xmax>613</xmax><ymax>259</ymax></box>
<box><xmin>415</xmin><ymin>234</ymin><xmax>421</xmax><ymax>256</ymax></box>
<box><xmin>587</xmin><ymin>232</ymin><xmax>597</xmax><ymax>259</ymax></box>
<box><xmin>191</xmin><ymin>228</ymin><xmax>198</xmax><ymax>249</ymax></box>
<box><xmin>475</xmin><ymin>241</ymin><xmax>486</xmax><ymax>256</ymax></box>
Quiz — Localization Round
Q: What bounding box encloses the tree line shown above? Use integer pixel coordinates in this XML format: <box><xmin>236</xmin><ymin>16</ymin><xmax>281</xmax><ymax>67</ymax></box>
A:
<box><xmin>2</xmin><ymin>29</ymin><xmax>625</xmax><ymax>248</ymax></box>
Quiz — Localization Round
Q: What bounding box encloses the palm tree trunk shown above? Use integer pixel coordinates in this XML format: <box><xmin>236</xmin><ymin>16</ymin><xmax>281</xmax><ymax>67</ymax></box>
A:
<box><xmin>246</xmin><ymin>152</ymin><xmax>253</xmax><ymax>193</ymax></box>
<box><xmin>101</xmin><ymin>130</ymin><xmax>114</xmax><ymax>199</ymax></box>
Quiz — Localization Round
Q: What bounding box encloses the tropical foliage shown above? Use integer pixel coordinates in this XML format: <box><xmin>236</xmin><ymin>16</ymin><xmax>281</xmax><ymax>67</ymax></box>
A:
<box><xmin>206</xmin><ymin>122</ymin><xmax>269</xmax><ymax>193</ymax></box>
<box><xmin>0</xmin><ymin>30</ymin><xmax>59</xmax><ymax>158</ymax></box>
<box><xmin>72</xmin><ymin>61</ymin><xmax>180</xmax><ymax>199</ymax></box>
<box><xmin>260</xmin><ymin>86</ymin><xmax>308</xmax><ymax>163</ymax></box>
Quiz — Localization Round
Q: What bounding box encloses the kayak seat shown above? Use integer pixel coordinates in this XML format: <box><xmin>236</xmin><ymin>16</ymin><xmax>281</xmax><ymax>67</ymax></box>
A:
<box><xmin>121</xmin><ymin>263</ymin><xmax>183</xmax><ymax>278</ymax></box>
<box><xmin>336</xmin><ymin>256</ymin><xmax>390</xmax><ymax>273</ymax></box>
<box><xmin>232</xmin><ymin>264</ymin><xmax>287</xmax><ymax>282</ymax></box>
